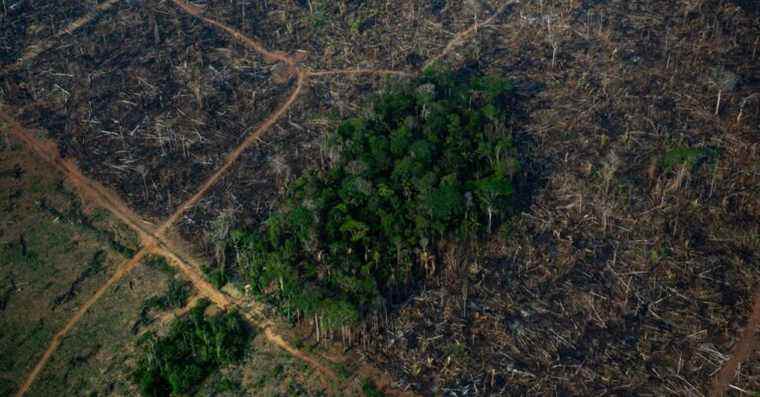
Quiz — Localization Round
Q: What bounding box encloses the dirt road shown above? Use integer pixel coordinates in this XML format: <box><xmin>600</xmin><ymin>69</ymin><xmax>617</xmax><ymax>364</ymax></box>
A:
<box><xmin>13</xmin><ymin>250</ymin><xmax>148</xmax><ymax>397</ymax></box>
<box><xmin>711</xmin><ymin>291</ymin><xmax>760</xmax><ymax>396</ymax></box>
<box><xmin>5</xmin><ymin>0</ymin><xmax>530</xmax><ymax>395</ymax></box>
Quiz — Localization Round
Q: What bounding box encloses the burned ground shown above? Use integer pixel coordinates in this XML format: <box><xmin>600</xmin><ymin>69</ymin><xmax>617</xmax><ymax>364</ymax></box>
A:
<box><xmin>195</xmin><ymin>0</ymin><xmax>503</xmax><ymax>71</ymax></box>
<box><xmin>0</xmin><ymin>0</ymin><xmax>103</xmax><ymax>67</ymax></box>
<box><xmin>1</xmin><ymin>0</ymin><xmax>291</xmax><ymax>219</ymax></box>
<box><xmin>174</xmin><ymin>73</ymin><xmax>406</xmax><ymax>265</ymax></box>
<box><xmin>2</xmin><ymin>0</ymin><xmax>759</xmax><ymax>396</ymax></box>
<box><xmin>361</xmin><ymin>0</ymin><xmax>760</xmax><ymax>395</ymax></box>
<box><xmin>169</xmin><ymin>1</ymin><xmax>760</xmax><ymax>393</ymax></box>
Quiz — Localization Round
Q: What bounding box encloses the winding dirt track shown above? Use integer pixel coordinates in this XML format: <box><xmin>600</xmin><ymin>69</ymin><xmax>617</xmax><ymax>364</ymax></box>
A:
<box><xmin>1</xmin><ymin>0</ymin><xmax>122</xmax><ymax>74</ymax></box>
<box><xmin>170</xmin><ymin>0</ymin><xmax>293</xmax><ymax>66</ymax></box>
<box><xmin>157</xmin><ymin>69</ymin><xmax>307</xmax><ymax>235</ymax></box>
<box><xmin>424</xmin><ymin>0</ymin><xmax>520</xmax><ymax>69</ymax></box>
<box><xmin>12</xmin><ymin>250</ymin><xmax>148</xmax><ymax>397</ymax></box>
<box><xmin>13</xmin><ymin>1</ymin><xmax>722</xmax><ymax>396</ymax></box>
<box><xmin>710</xmin><ymin>292</ymin><xmax>760</xmax><ymax>396</ymax></box>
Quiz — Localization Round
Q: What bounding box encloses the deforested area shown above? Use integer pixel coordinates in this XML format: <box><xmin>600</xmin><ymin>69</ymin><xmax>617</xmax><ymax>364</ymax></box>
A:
<box><xmin>0</xmin><ymin>0</ymin><xmax>105</xmax><ymax>68</ymax></box>
<box><xmin>23</xmin><ymin>256</ymin><xmax>196</xmax><ymax>397</ymax></box>
<box><xmin>1</xmin><ymin>0</ymin><xmax>293</xmax><ymax>219</ymax></box>
<box><xmin>359</xmin><ymin>1</ymin><xmax>760</xmax><ymax>395</ymax></box>
<box><xmin>196</xmin><ymin>0</ymin><xmax>461</xmax><ymax>71</ymax></box>
<box><xmin>1</xmin><ymin>0</ymin><xmax>759</xmax><ymax>396</ymax></box>
<box><xmin>0</xmin><ymin>131</ymin><xmax>140</xmax><ymax>396</ymax></box>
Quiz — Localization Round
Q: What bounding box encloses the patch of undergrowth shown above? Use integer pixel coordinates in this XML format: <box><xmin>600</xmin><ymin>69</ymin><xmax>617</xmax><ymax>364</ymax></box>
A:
<box><xmin>229</xmin><ymin>69</ymin><xmax>519</xmax><ymax>330</ymax></box>
<box><xmin>212</xmin><ymin>376</ymin><xmax>242</xmax><ymax>394</ymax></box>
<box><xmin>661</xmin><ymin>146</ymin><xmax>718</xmax><ymax>172</ymax></box>
<box><xmin>362</xmin><ymin>379</ymin><xmax>385</xmax><ymax>397</ymax></box>
<box><xmin>143</xmin><ymin>255</ymin><xmax>175</xmax><ymax>276</ymax></box>
<box><xmin>133</xmin><ymin>277</ymin><xmax>192</xmax><ymax>334</ymax></box>
<box><xmin>37</xmin><ymin>195</ymin><xmax>136</xmax><ymax>258</ymax></box>
<box><xmin>142</xmin><ymin>278</ymin><xmax>192</xmax><ymax>312</ymax></box>
<box><xmin>52</xmin><ymin>250</ymin><xmax>107</xmax><ymax>307</ymax></box>
<box><xmin>0</xmin><ymin>379</ymin><xmax>16</xmax><ymax>397</ymax></box>
<box><xmin>203</xmin><ymin>264</ymin><xmax>228</xmax><ymax>289</ymax></box>
<box><xmin>0</xmin><ymin>235</ymin><xmax>41</xmax><ymax>269</ymax></box>
<box><xmin>132</xmin><ymin>299</ymin><xmax>251</xmax><ymax>396</ymax></box>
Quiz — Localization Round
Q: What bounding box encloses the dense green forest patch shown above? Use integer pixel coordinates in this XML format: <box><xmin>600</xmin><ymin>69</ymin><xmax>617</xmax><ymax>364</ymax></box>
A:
<box><xmin>229</xmin><ymin>69</ymin><xmax>520</xmax><ymax>330</ymax></box>
<box><xmin>133</xmin><ymin>300</ymin><xmax>251</xmax><ymax>396</ymax></box>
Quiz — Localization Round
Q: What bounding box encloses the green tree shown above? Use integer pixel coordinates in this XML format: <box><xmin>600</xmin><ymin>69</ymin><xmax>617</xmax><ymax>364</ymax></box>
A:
<box><xmin>230</xmin><ymin>69</ymin><xmax>519</xmax><ymax>329</ymax></box>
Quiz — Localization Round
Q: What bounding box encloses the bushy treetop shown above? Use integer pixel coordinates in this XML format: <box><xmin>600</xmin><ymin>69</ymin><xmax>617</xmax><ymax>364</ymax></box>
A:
<box><xmin>232</xmin><ymin>69</ymin><xmax>519</xmax><ymax>328</ymax></box>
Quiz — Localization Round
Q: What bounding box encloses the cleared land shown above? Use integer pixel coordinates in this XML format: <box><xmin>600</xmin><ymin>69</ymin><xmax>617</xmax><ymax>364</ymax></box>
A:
<box><xmin>363</xmin><ymin>1</ymin><xmax>760</xmax><ymax>395</ymax></box>
<box><xmin>2</xmin><ymin>0</ymin><xmax>292</xmax><ymax>219</ymax></box>
<box><xmin>23</xmin><ymin>259</ymin><xmax>174</xmax><ymax>397</ymax></box>
<box><xmin>1</xmin><ymin>0</ymin><xmax>758</xmax><ymax>396</ymax></box>
<box><xmin>0</xmin><ymin>134</ymin><xmax>139</xmax><ymax>396</ymax></box>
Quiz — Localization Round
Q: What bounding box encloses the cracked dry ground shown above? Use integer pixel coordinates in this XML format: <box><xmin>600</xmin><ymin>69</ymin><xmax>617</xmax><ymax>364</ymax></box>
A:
<box><xmin>2</xmin><ymin>0</ymin><xmax>760</xmax><ymax>396</ymax></box>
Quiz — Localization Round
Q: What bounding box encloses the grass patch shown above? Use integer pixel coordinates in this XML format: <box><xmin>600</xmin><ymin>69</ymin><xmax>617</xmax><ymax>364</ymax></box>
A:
<box><xmin>37</xmin><ymin>197</ymin><xmax>136</xmax><ymax>258</ymax></box>
<box><xmin>212</xmin><ymin>375</ymin><xmax>241</xmax><ymax>393</ymax></box>
<box><xmin>141</xmin><ymin>278</ymin><xmax>191</xmax><ymax>312</ymax></box>
<box><xmin>19</xmin><ymin>321</ymin><xmax>52</xmax><ymax>355</ymax></box>
<box><xmin>0</xmin><ymin>236</ymin><xmax>42</xmax><ymax>270</ymax></box>
<box><xmin>661</xmin><ymin>146</ymin><xmax>718</xmax><ymax>172</ymax></box>
<box><xmin>0</xmin><ymin>379</ymin><xmax>17</xmax><ymax>397</ymax></box>
<box><xmin>52</xmin><ymin>250</ymin><xmax>107</xmax><ymax>307</ymax></box>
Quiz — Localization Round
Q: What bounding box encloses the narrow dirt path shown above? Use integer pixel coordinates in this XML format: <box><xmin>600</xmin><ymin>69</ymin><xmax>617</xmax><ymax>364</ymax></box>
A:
<box><xmin>711</xmin><ymin>291</ymin><xmax>760</xmax><ymax>396</ymax></box>
<box><xmin>153</xmin><ymin>295</ymin><xmax>202</xmax><ymax>328</ymax></box>
<box><xmin>7</xmin><ymin>1</ymin><xmax>523</xmax><ymax>395</ymax></box>
<box><xmin>156</xmin><ymin>245</ymin><xmax>341</xmax><ymax>391</ymax></box>
<box><xmin>157</xmin><ymin>69</ymin><xmax>306</xmax><ymax>235</ymax></box>
<box><xmin>170</xmin><ymin>0</ymin><xmax>293</xmax><ymax>66</ymax></box>
<box><xmin>424</xmin><ymin>0</ymin><xmax>519</xmax><ymax>69</ymax></box>
<box><xmin>263</xmin><ymin>327</ymin><xmax>337</xmax><ymax>379</ymax></box>
<box><xmin>307</xmin><ymin>69</ymin><xmax>416</xmax><ymax>78</ymax></box>
<box><xmin>0</xmin><ymin>111</ymin><xmax>158</xmax><ymax>246</ymax></box>
<box><xmin>1</xmin><ymin>0</ymin><xmax>122</xmax><ymax>73</ymax></box>
<box><xmin>13</xmin><ymin>250</ymin><xmax>148</xmax><ymax>397</ymax></box>
<box><xmin>152</xmin><ymin>247</ymin><xmax>233</xmax><ymax>309</ymax></box>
